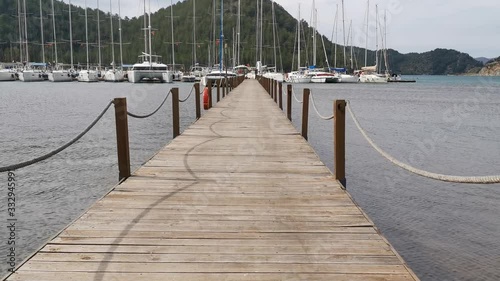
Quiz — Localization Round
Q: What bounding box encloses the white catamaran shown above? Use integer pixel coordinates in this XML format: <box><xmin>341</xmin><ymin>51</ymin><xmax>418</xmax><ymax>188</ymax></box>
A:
<box><xmin>128</xmin><ymin>0</ymin><xmax>171</xmax><ymax>83</ymax></box>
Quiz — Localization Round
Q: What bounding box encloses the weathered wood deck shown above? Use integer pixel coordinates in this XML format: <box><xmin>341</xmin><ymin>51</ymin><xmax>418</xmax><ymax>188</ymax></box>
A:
<box><xmin>5</xmin><ymin>80</ymin><xmax>419</xmax><ymax>280</ymax></box>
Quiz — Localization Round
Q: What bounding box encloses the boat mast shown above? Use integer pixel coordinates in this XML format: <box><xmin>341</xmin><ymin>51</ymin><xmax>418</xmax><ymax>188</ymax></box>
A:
<box><xmin>109</xmin><ymin>0</ymin><xmax>115</xmax><ymax>71</ymax></box>
<box><xmin>148</xmin><ymin>0</ymin><xmax>152</xmax><ymax>65</ymax></box>
<box><xmin>51</xmin><ymin>0</ymin><xmax>58</xmax><ymax>66</ymax></box>
<box><xmin>237</xmin><ymin>0</ymin><xmax>240</xmax><ymax>65</ymax></box>
<box><xmin>143</xmin><ymin>0</ymin><xmax>147</xmax><ymax>56</ymax></box>
<box><xmin>297</xmin><ymin>4</ymin><xmax>301</xmax><ymax>69</ymax></box>
<box><xmin>170</xmin><ymin>0</ymin><xmax>175</xmax><ymax>68</ymax></box>
<box><xmin>341</xmin><ymin>0</ymin><xmax>346</xmax><ymax>67</ymax></box>
<box><xmin>333</xmin><ymin>4</ymin><xmax>338</xmax><ymax>68</ymax></box>
<box><xmin>219</xmin><ymin>0</ymin><xmax>223</xmax><ymax>71</ymax></box>
<box><xmin>39</xmin><ymin>0</ymin><xmax>45</xmax><ymax>64</ymax></box>
<box><xmin>23</xmin><ymin>0</ymin><xmax>29</xmax><ymax>62</ymax></box>
<box><xmin>375</xmin><ymin>4</ymin><xmax>378</xmax><ymax>72</ymax></box>
<box><xmin>383</xmin><ymin>10</ymin><xmax>389</xmax><ymax>75</ymax></box>
<box><xmin>272</xmin><ymin>0</ymin><xmax>277</xmax><ymax>69</ymax></box>
<box><xmin>69</xmin><ymin>0</ymin><xmax>74</xmax><ymax>68</ymax></box>
<box><xmin>255</xmin><ymin>0</ymin><xmax>258</xmax><ymax>64</ymax></box>
<box><xmin>17</xmin><ymin>0</ymin><xmax>23</xmax><ymax>63</ymax></box>
<box><xmin>364</xmin><ymin>0</ymin><xmax>369</xmax><ymax>67</ymax></box>
<box><xmin>312</xmin><ymin>0</ymin><xmax>316</xmax><ymax>66</ymax></box>
<box><xmin>118</xmin><ymin>0</ymin><xmax>123</xmax><ymax>66</ymax></box>
<box><xmin>259</xmin><ymin>0</ymin><xmax>263</xmax><ymax>64</ymax></box>
<box><xmin>97</xmin><ymin>0</ymin><xmax>102</xmax><ymax>70</ymax></box>
<box><xmin>193</xmin><ymin>0</ymin><xmax>196</xmax><ymax>66</ymax></box>
<box><xmin>84</xmin><ymin>0</ymin><xmax>89</xmax><ymax>70</ymax></box>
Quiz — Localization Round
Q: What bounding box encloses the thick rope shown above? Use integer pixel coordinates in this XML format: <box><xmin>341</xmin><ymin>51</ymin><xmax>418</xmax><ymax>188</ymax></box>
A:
<box><xmin>0</xmin><ymin>101</ymin><xmax>114</xmax><ymax>173</ymax></box>
<box><xmin>310</xmin><ymin>91</ymin><xmax>334</xmax><ymax>120</ymax></box>
<box><xmin>127</xmin><ymin>90</ymin><xmax>171</xmax><ymax>119</ymax></box>
<box><xmin>179</xmin><ymin>86</ymin><xmax>194</xmax><ymax>103</ymax></box>
<box><xmin>290</xmin><ymin>86</ymin><xmax>303</xmax><ymax>103</ymax></box>
<box><xmin>347</xmin><ymin>102</ymin><xmax>500</xmax><ymax>184</ymax></box>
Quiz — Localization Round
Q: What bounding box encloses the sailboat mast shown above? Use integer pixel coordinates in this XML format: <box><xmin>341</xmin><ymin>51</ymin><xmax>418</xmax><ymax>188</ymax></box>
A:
<box><xmin>255</xmin><ymin>0</ymin><xmax>259</xmax><ymax>64</ymax></box>
<box><xmin>84</xmin><ymin>0</ymin><xmax>89</xmax><ymax>69</ymax></box>
<box><xmin>237</xmin><ymin>0</ymin><xmax>240</xmax><ymax>65</ymax></box>
<box><xmin>39</xmin><ymin>0</ymin><xmax>45</xmax><ymax>64</ymax></box>
<box><xmin>259</xmin><ymin>0</ymin><xmax>263</xmax><ymax>63</ymax></box>
<box><xmin>69</xmin><ymin>0</ymin><xmax>74</xmax><ymax>68</ymax></box>
<box><xmin>312</xmin><ymin>0</ymin><xmax>316</xmax><ymax>66</ymax></box>
<box><xmin>334</xmin><ymin>4</ymin><xmax>338</xmax><ymax>68</ymax></box>
<box><xmin>341</xmin><ymin>0</ymin><xmax>346</xmax><ymax>67</ymax></box>
<box><xmin>23</xmin><ymin>0</ymin><xmax>29</xmax><ymax>62</ymax></box>
<box><xmin>97</xmin><ymin>0</ymin><xmax>101</xmax><ymax>69</ymax></box>
<box><xmin>364</xmin><ymin>0</ymin><xmax>369</xmax><ymax>67</ymax></box>
<box><xmin>375</xmin><ymin>4</ymin><xmax>378</xmax><ymax>72</ymax></box>
<box><xmin>384</xmin><ymin>10</ymin><xmax>389</xmax><ymax>75</ymax></box>
<box><xmin>148</xmin><ymin>0</ymin><xmax>152</xmax><ymax>64</ymax></box>
<box><xmin>272</xmin><ymin>0</ymin><xmax>277</xmax><ymax>69</ymax></box>
<box><xmin>220</xmin><ymin>0</ymin><xmax>225</xmax><ymax>69</ymax></box>
<box><xmin>51</xmin><ymin>0</ymin><xmax>58</xmax><ymax>65</ymax></box>
<box><xmin>17</xmin><ymin>0</ymin><xmax>23</xmax><ymax>63</ymax></box>
<box><xmin>143</xmin><ymin>0</ymin><xmax>147</xmax><ymax>55</ymax></box>
<box><xmin>193</xmin><ymin>0</ymin><xmax>196</xmax><ymax>66</ymax></box>
<box><xmin>171</xmin><ymin>0</ymin><xmax>175</xmax><ymax>67</ymax></box>
<box><xmin>350</xmin><ymin>20</ymin><xmax>353</xmax><ymax>69</ymax></box>
<box><xmin>109</xmin><ymin>0</ymin><xmax>115</xmax><ymax>71</ymax></box>
<box><xmin>297</xmin><ymin>4</ymin><xmax>301</xmax><ymax>69</ymax></box>
<box><xmin>118</xmin><ymin>0</ymin><xmax>123</xmax><ymax>66</ymax></box>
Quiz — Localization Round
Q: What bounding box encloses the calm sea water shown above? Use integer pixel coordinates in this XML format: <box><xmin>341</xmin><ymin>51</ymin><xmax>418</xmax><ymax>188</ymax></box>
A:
<box><xmin>0</xmin><ymin>76</ymin><xmax>499</xmax><ymax>280</ymax></box>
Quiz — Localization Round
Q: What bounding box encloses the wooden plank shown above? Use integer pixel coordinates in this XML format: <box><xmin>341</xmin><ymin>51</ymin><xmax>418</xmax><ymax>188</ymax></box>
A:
<box><xmin>3</xmin><ymin>79</ymin><xmax>419</xmax><ymax>281</ymax></box>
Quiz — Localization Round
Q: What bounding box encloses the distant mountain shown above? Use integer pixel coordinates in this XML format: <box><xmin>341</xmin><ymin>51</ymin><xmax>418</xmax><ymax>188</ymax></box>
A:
<box><xmin>475</xmin><ymin>57</ymin><xmax>491</xmax><ymax>64</ymax></box>
<box><xmin>0</xmin><ymin>0</ymin><xmax>486</xmax><ymax>75</ymax></box>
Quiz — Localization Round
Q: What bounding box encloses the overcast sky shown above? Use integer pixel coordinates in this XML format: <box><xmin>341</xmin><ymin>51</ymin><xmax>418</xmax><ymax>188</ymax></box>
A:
<box><xmin>66</xmin><ymin>0</ymin><xmax>500</xmax><ymax>58</ymax></box>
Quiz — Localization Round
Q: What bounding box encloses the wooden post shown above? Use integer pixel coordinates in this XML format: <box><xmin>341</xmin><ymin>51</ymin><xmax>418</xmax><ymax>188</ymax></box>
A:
<box><xmin>301</xmin><ymin>89</ymin><xmax>310</xmax><ymax>140</ymax></box>
<box><xmin>334</xmin><ymin>100</ymin><xmax>346</xmax><ymax>187</ymax></box>
<box><xmin>113</xmin><ymin>98</ymin><xmax>130</xmax><ymax>181</ymax></box>
<box><xmin>172</xmin><ymin>88</ymin><xmax>180</xmax><ymax>138</ymax></box>
<box><xmin>207</xmin><ymin>80</ymin><xmax>212</xmax><ymax>109</ymax></box>
<box><xmin>287</xmin><ymin>84</ymin><xmax>292</xmax><ymax>121</ymax></box>
<box><xmin>194</xmin><ymin>83</ymin><xmax>201</xmax><ymax>119</ymax></box>
<box><xmin>273</xmin><ymin>80</ymin><xmax>278</xmax><ymax>103</ymax></box>
<box><xmin>216</xmin><ymin>79</ymin><xmax>221</xmax><ymax>103</ymax></box>
<box><xmin>278</xmin><ymin>82</ymin><xmax>283</xmax><ymax>110</ymax></box>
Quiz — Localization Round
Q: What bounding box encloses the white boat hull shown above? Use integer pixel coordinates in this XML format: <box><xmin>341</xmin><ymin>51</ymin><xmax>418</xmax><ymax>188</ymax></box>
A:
<box><xmin>127</xmin><ymin>70</ymin><xmax>173</xmax><ymax>83</ymax></box>
<box><xmin>48</xmin><ymin>70</ymin><xmax>73</xmax><ymax>82</ymax></box>
<box><xmin>338</xmin><ymin>74</ymin><xmax>359</xmax><ymax>83</ymax></box>
<box><xmin>104</xmin><ymin>70</ymin><xmax>125</xmax><ymax>82</ymax></box>
<box><xmin>263</xmin><ymin>72</ymin><xmax>284</xmax><ymax>82</ymax></box>
<box><xmin>286</xmin><ymin>75</ymin><xmax>311</xmax><ymax>83</ymax></box>
<box><xmin>0</xmin><ymin>70</ymin><xmax>16</xmax><ymax>81</ymax></box>
<box><xmin>359</xmin><ymin>74</ymin><xmax>388</xmax><ymax>83</ymax></box>
<box><xmin>77</xmin><ymin>70</ymin><xmax>99</xmax><ymax>82</ymax></box>
<box><xmin>19</xmin><ymin>70</ymin><xmax>46</xmax><ymax>82</ymax></box>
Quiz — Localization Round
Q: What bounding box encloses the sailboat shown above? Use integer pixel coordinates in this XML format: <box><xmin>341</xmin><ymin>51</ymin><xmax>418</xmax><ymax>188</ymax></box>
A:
<box><xmin>128</xmin><ymin>0</ymin><xmax>171</xmax><ymax>83</ymax></box>
<box><xmin>181</xmin><ymin>0</ymin><xmax>200</xmax><ymax>82</ymax></box>
<box><xmin>104</xmin><ymin>0</ymin><xmax>124</xmax><ymax>81</ymax></box>
<box><xmin>285</xmin><ymin>4</ymin><xmax>311</xmax><ymax>83</ymax></box>
<box><xmin>78</xmin><ymin>0</ymin><xmax>99</xmax><ymax>82</ymax></box>
<box><xmin>261</xmin><ymin>0</ymin><xmax>284</xmax><ymax>82</ymax></box>
<box><xmin>359</xmin><ymin>4</ymin><xmax>388</xmax><ymax>83</ymax></box>
<box><xmin>201</xmin><ymin>0</ymin><xmax>236</xmax><ymax>87</ymax></box>
<box><xmin>335</xmin><ymin>0</ymin><xmax>358</xmax><ymax>83</ymax></box>
<box><xmin>19</xmin><ymin>0</ymin><xmax>46</xmax><ymax>82</ymax></box>
<box><xmin>48</xmin><ymin>0</ymin><xmax>72</xmax><ymax>82</ymax></box>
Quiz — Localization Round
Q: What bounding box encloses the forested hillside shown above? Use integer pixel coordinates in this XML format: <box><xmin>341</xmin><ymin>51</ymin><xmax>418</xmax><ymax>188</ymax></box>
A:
<box><xmin>0</xmin><ymin>0</ymin><xmax>483</xmax><ymax>74</ymax></box>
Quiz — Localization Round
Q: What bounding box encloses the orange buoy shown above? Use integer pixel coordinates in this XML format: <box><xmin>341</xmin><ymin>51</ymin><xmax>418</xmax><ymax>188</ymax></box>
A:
<box><xmin>203</xmin><ymin>87</ymin><xmax>210</xmax><ymax>110</ymax></box>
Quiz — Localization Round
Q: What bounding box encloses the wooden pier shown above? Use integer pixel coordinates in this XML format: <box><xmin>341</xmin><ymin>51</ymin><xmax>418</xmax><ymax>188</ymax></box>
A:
<box><xmin>5</xmin><ymin>80</ymin><xmax>419</xmax><ymax>281</ymax></box>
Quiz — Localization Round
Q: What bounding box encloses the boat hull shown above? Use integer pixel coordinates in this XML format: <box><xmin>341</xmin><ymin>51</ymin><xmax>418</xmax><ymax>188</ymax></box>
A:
<box><xmin>104</xmin><ymin>70</ymin><xmax>125</xmax><ymax>82</ymax></box>
<box><xmin>19</xmin><ymin>71</ymin><xmax>46</xmax><ymax>82</ymax></box>
<box><xmin>77</xmin><ymin>70</ymin><xmax>99</xmax><ymax>82</ymax></box>
<box><xmin>0</xmin><ymin>71</ymin><xmax>16</xmax><ymax>81</ymax></box>
<box><xmin>127</xmin><ymin>70</ymin><xmax>173</xmax><ymax>83</ymax></box>
<box><xmin>48</xmin><ymin>70</ymin><xmax>73</xmax><ymax>82</ymax></box>
<box><xmin>359</xmin><ymin>74</ymin><xmax>388</xmax><ymax>83</ymax></box>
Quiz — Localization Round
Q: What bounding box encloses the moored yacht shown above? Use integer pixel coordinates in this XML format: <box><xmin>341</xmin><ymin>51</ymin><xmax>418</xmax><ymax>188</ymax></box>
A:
<box><xmin>127</xmin><ymin>54</ymin><xmax>171</xmax><ymax>83</ymax></box>
<box><xmin>0</xmin><ymin>65</ymin><xmax>16</xmax><ymax>81</ymax></box>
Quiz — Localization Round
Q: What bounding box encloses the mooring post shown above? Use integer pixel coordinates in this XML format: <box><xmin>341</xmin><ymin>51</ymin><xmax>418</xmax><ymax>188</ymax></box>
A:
<box><xmin>278</xmin><ymin>82</ymin><xmax>283</xmax><ymax>110</ymax></box>
<box><xmin>334</xmin><ymin>100</ymin><xmax>346</xmax><ymax>188</ymax></box>
<box><xmin>194</xmin><ymin>83</ymin><xmax>201</xmax><ymax>119</ymax></box>
<box><xmin>172</xmin><ymin>88</ymin><xmax>180</xmax><ymax>138</ymax></box>
<box><xmin>301</xmin><ymin>89</ymin><xmax>310</xmax><ymax>140</ymax></box>
<box><xmin>287</xmin><ymin>84</ymin><xmax>292</xmax><ymax>121</ymax></box>
<box><xmin>113</xmin><ymin>98</ymin><xmax>130</xmax><ymax>181</ymax></box>
<box><xmin>217</xmin><ymin>80</ymin><xmax>221</xmax><ymax>103</ymax></box>
<box><xmin>274</xmin><ymin>80</ymin><xmax>278</xmax><ymax>103</ymax></box>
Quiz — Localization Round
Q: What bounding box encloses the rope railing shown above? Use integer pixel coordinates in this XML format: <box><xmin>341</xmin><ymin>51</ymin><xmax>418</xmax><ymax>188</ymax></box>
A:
<box><xmin>127</xmin><ymin>90</ymin><xmax>171</xmax><ymax>119</ymax></box>
<box><xmin>290</xmin><ymin>86</ymin><xmax>303</xmax><ymax>103</ymax></box>
<box><xmin>346</xmin><ymin>102</ymin><xmax>500</xmax><ymax>184</ymax></box>
<box><xmin>310</xmin><ymin>90</ymin><xmax>335</xmax><ymax>120</ymax></box>
<box><xmin>179</xmin><ymin>86</ymin><xmax>194</xmax><ymax>103</ymax></box>
<box><xmin>0</xmin><ymin>100</ymin><xmax>114</xmax><ymax>173</ymax></box>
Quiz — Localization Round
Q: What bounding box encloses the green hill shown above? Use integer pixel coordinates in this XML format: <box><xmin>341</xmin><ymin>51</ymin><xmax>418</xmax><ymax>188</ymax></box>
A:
<box><xmin>0</xmin><ymin>0</ymin><xmax>483</xmax><ymax>74</ymax></box>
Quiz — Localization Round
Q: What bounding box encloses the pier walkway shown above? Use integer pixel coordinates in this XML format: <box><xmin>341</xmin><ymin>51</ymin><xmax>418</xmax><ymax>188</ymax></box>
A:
<box><xmin>5</xmin><ymin>80</ymin><xmax>419</xmax><ymax>280</ymax></box>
